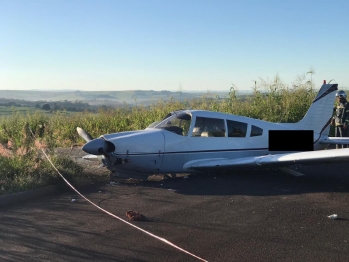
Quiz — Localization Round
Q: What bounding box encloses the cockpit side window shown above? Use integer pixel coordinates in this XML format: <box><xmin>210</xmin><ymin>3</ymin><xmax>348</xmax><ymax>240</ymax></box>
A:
<box><xmin>192</xmin><ymin>117</ymin><xmax>226</xmax><ymax>137</ymax></box>
<box><xmin>227</xmin><ymin>120</ymin><xmax>247</xmax><ymax>137</ymax></box>
<box><xmin>250</xmin><ymin>125</ymin><xmax>263</xmax><ymax>137</ymax></box>
<box><xmin>155</xmin><ymin>113</ymin><xmax>191</xmax><ymax>136</ymax></box>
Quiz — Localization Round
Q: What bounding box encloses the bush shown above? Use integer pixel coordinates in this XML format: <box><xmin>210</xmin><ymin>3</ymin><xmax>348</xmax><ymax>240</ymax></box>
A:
<box><xmin>42</xmin><ymin>103</ymin><xmax>51</xmax><ymax>111</ymax></box>
<box><xmin>0</xmin><ymin>152</ymin><xmax>83</xmax><ymax>195</ymax></box>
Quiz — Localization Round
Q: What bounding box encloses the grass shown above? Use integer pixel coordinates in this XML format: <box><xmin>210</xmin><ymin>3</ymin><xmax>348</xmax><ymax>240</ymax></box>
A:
<box><xmin>0</xmin><ymin>106</ymin><xmax>35</xmax><ymax>116</ymax></box>
<box><xmin>0</xmin><ymin>151</ymin><xmax>84</xmax><ymax>195</ymax></box>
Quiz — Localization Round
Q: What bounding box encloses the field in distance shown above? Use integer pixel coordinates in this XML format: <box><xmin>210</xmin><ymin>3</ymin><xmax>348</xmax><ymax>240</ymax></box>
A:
<box><xmin>0</xmin><ymin>89</ymin><xmax>239</xmax><ymax>105</ymax></box>
<box><xmin>0</xmin><ymin>89</ymin><xmax>244</xmax><ymax>115</ymax></box>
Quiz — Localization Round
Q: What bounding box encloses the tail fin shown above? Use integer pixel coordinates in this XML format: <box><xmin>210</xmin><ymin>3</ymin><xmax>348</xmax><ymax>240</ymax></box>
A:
<box><xmin>293</xmin><ymin>84</ymin><xmax>338</xmax><ymax>133</ymax></box>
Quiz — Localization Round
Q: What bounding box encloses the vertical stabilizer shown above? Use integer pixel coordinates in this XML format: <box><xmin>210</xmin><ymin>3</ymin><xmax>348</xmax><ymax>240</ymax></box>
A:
<box><xmin>294</xmin><ymin>84</ymin><xmax>337</xmax><ymax>133</ymax></box>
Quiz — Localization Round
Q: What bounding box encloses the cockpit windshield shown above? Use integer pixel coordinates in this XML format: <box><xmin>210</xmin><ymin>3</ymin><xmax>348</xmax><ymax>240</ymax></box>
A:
<box><xmin>154</xmin><ymin>112</ymin><xmax>192</xmax><ymax>136</ymax></box>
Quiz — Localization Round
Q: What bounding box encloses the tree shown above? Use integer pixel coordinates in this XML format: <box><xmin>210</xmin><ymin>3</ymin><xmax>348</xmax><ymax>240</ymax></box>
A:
<box><xmin>42</xmin><ymin>104</ymin><xmax>51</xmax><ymax>111</ymax></box>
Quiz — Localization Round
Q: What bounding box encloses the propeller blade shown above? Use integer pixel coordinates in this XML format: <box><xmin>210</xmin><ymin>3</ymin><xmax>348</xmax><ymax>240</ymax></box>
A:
<box><xmin>77</xmin><ymin>127</ymin><xmax>93</xmax><ymax>142</ymax></box>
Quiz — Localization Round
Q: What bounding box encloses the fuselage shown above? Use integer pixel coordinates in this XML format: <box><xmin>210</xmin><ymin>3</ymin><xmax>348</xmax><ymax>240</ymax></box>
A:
<box><xmin>90</xmin><ymin>110</ymin><xmax>328</xmax><ymax>175</ymax></box>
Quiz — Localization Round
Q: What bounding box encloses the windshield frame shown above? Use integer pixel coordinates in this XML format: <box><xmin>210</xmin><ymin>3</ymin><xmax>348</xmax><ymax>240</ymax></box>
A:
<box><xmin>154</xmin><ymin>112</ymin><xmax>192</xmax><ymax>136</ymax></box>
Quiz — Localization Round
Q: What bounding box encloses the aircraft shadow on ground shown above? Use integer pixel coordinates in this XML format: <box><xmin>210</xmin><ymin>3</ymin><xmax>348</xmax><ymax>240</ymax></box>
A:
<box><xmin>137</xmin><ymin>163</ymin><xmax>349</xmax><ymax>197</ymax></box>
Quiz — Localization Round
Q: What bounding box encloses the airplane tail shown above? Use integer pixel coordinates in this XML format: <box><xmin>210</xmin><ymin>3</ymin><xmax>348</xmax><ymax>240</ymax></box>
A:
<box><xmin>291</xmin><ymin>83</ymin><xmax>338</xmax><ymax>134</ymax></box>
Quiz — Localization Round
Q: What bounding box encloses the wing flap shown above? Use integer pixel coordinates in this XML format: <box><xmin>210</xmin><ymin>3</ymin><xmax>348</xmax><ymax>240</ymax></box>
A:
<box><xmin>183</xmin><ymin>149</ymin><xmax>349</xmax><ymax>172</ymax></box>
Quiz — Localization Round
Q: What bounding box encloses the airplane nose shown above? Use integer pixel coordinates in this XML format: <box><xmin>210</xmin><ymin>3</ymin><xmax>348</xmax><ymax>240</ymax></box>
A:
<box><xmin>82</xmin><ymin>138</ymin><xmax>105</xmax><ymax>155</ymax></box>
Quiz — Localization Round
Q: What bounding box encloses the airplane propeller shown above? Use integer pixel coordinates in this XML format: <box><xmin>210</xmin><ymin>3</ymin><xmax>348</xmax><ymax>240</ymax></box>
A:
<box><xmin>77</xmin><ymin>127</ymin><xmax>104</xmax><ymax>167</ymax></box>
<box><xmin>77</xmin><ymin>127</ymin><xmax>103</xmax><ymax>154</ymax></box>
<box><xmin>77</xmin><ymin>127</ymin><xmax>93</xmax><ymax>142</ymax></box>
<box><xmin>76</xmin><ymin>127</ymin><xmax>115</xmax><ymax>158</ymax></box>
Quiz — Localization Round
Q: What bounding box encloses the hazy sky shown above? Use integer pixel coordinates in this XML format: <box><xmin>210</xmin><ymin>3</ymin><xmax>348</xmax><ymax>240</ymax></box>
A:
<box><xmin>1</xmin><ymin>0</ymin><xmax>348</xmax><ymax>91</ymax></box>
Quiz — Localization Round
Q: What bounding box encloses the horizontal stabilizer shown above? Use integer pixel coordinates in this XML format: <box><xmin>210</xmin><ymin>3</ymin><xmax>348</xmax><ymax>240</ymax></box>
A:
<box><xmin>320</xmin><ymin>137</ymin><xmax>349</xmax><ymax>145</ymax></box>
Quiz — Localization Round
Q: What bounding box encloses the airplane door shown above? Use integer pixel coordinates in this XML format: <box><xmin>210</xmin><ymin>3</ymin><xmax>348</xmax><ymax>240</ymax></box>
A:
<box><xmin>145</xmin><ymin>131</ymin><xmax>165</xmax><ymax>172</ymax></box>
<box><xmin>161</xmin><ymin>133</ymin><xmax>187</xmax><ymax>173</ymax></box>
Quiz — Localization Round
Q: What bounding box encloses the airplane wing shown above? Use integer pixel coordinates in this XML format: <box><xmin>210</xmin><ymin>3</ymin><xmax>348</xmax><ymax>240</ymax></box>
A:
<box><xmin>320</xmin><ymin>137</ymin><xmax>349</xmax><ymax>145</ymax></box>
<box><xmin>183</xmin><ymin>149</ymin><xmax>349</xmax><ymax>172</ymax></box>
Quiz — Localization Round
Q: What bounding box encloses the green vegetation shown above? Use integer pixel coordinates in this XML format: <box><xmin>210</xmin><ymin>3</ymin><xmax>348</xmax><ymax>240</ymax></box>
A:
<box><xmin>0</xmin><ymin>153</ymin><xmax>83</xmax><ymax>195</ymax></box>
<box><xmin>0</xmin><ymin>106</ymin><xmax>35</xmax><ymax>116</ymax></box>
<box><xmin>0</xmin><ymin>98</ymin><xmax>95</xmax><ymax>114</ymax></box>
<box><xmin>0</xmin><ymin>74</ymin><xmax>327</xmax><ymax>195</ymax></box>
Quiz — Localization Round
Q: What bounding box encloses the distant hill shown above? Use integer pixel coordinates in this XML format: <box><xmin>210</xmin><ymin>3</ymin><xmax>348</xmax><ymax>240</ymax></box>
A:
<box><xmin>0</xmin><ymin>90</ymin><xmax>234</xmax><ymax>106</ymax></box>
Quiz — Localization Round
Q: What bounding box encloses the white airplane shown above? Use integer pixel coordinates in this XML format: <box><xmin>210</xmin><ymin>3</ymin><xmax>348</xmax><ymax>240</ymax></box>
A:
<box><xmin>77</xmin><ymin>83</ymin><xmax>349</xmax><ymax>179</ymax></box>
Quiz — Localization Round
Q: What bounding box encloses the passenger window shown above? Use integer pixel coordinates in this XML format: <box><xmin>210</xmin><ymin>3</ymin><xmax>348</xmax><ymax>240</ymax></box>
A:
<box><xmin>250</xmin><ymin>125</ymin><xmax>263</xmax><ymax>137</ymax></box>
<box><xmin>227</xmin><ymin>120</ymin><xmax>247</xmax><ymax>137</ymax></box>
<box><xmin>192</xmin><ymin>117</ymin><xmax>226</xmax><ymax>137</ymax></box>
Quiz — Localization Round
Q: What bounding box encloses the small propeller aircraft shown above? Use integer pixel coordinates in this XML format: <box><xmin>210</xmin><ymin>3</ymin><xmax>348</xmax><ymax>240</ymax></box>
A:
<box><xmin>77</xmin><ymin>83</ymin><xmax>349</xmax><ymax>179</ymax></box>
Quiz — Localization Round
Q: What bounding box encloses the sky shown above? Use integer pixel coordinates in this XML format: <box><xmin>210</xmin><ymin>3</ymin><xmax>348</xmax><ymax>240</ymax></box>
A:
<box><xmin>1</xmin><ymin>0</ymin><xmax>348</xmax><ymax>92</ymax></box>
